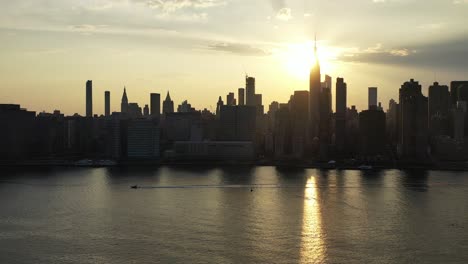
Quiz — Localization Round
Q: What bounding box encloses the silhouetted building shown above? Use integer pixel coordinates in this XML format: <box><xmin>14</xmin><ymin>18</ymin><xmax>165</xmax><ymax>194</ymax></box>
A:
<box><xmin>227</xmin><ymin>92</ymin><xmax>236</xmax><ymax>106</ymax></box>
<box><xmin>216</xmin><ymin>96</ymin><xmax>224</xmax><ymax>117</ymax></box>
<box><xmin>450</xmin><ymin>81</ymin><xmax>468</xmax><ymax>105</ymax></box>
<box><xmin>164</xmin><ymin>112</ymin><xmax>202</xmax><ymax>143</ymax></box>
<box><xmin>335</xmin><ymin>77</ymin><xmax>347</xmax><ymax>154</ymax></box>
<box><xmin>291</xmin><ymin>91</ymin><xmax>309</xmax><ymax>158</ymax></box>
<box><xmin>0</xmin><ymin>104</ymin><xmax>36</xmax><ymax>160</ymax></box>
<box><xmin>322</xmin><ymin>75</ymin><xmax>332</xmax><ymax>113</ymax></box>
<box><xmin>128</xmin><ymin>103</ymin><xmax>142</xmax><ymax>118</ymax></box>
<box><xmin>162</xmin><ymin>91</ymin><xmax>174</xmax><ymax>115</ymax></box>
<box><xmin>386</xmin><ymin>99</ymin><xmax>399</xmax><ymax>147</ymax></box>
<box><xmin>143</xmin><ymin>104</ymin><xmax>149</xmax><ymax>116</ymax></box>
<box><xmin>428</xmin><ymin>82</ymin><xmax>450</xmax><ymax>136</ymax></box>
<box><xmin>150</xmin><ymin>93</ymin><xmax>161</xmax><ymax>118</ymax></box>
<box><xmin>86</xmin><ymin>80</ymin><xmax>93</xmax><ymax>117</ymax></box>
<box><xmin>359</xmin><ymin>107</ymin><xmax>386</xmax><ymax>156</ymax></box>
<box><xmin>238</xmin><ymin>88</ymin><xmax>245</xmax><ymax>106</ymax></box>
<box><xmin>368</xmin><ymin>87</ymin><xmax>377</xmax><ymax>109</ymax></box>
<box><xmin>121</xmin><ymin>87</ymin><xmax>129</xmax><ymax>114</ymax></box>
<box><xmin>178</xmin><ymin>100</ymin><xmax>196</xmax><ymax>113</ymax></box>
<box><xmin>218</xmin><ymin>105</ymin><xmax>256</xmax><ymax>142</ymax></box>
<box><xmin>346</xmin><ymin>106</ymin><xmax>360</xmax><ymax>155</ymax></box>
<box><xmin>255</xmin><ymin>94</ymin><xmax>263</xmax><ymax>116</ymax></box>
<box><xmin>246</xmin><ymin>76</ymin><xmax>255</xmax><ymax>106</ymax></box>
<box><xmin>399</xmin><ymin>79</ymin><xmax>428</xmax><ymax>161</ymax></box>
<box><xmin>127</xmin><ymin>119</ymin><xmax>160</xmax><ymax>159</ymax></box>
<box><xmin>453</xmin><ymin>101</ymin><xmax>467</xmax><ymax>141</ymax></box>
<box><xmin>105</xmin><ymin>91</ymin><xmax>110</xmax><ymax>117</ymax></box>
<box><xmin>309</xmin><ymin>40</ymin><xmax>321</xmax><ymax>139</ymax></box>
<box><xmin>173</xmin><ymin>141</ymin><xmax>254</xmax><ymax>161</ymax></box>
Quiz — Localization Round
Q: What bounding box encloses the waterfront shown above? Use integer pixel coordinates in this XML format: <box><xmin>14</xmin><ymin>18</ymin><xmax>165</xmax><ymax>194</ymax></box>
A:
<box><xmin>1</xmin><ymin>167</ymin><xmax>468</xmax><ymax>263</ymax></box>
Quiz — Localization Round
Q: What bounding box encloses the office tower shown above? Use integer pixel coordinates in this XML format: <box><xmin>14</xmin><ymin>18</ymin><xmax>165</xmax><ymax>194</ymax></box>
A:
<box><xmin>346</xmin><ymin>106</ymin><xmax>360</xmax><ymax>155</ymax></box>
<box><xmin>104</xmin><ymin>91</ymin><xmax>110</xmax><ymax>117</ymax></box>
<box><xmin>86</xmin><ymin>80</ymin><xmax>93</xmax><ymax>117</ymax></box>
<box><xmin>291</xmin><ymin>91</ymin><xmax>309</xmax><ymax>158</ymax></box>
<box><xmin>359</xmin><ymin>107</ymin><xmax>386</xmax><ymax>156</ymax></box>
<box><xmin>453</xmin><ymin>101</ymin><xmax>467</xmax><ymax>141</ymax></box>
<box><xmin>274</xmin><ymin>104</ymin><xmax>292</xmax><ymax>158</ymax></box>
<box><xmin>238</xmin><ymin>88</ymin><xmax>245</xmax><ymax>106</ymax></box>
<box><xmin>121</xmin><ymin>87</ymin><xmax>129</xmax><ymax>114</ymax></box>
<box><xmin>387</xmin><ymin>99</ymin><xmax>399</xmax><ymax>146</ymax></box>
<box><xmin>428</xmin><ymin>82</ymin><xmax>450</xmax><ymax>136</ymax></box>
<box><xmin>216</xmin><ymin>96</ymin><xmax>224</xmax><ymax>116</ymax></box>
<box><xmin>368</xmin><ymin>87</ymin><xmax>378</xmax><ymax>109</ymax></box>
<box><xmin>178</xmin><ymin>100</ymin><xmax>196</xmax><ymax>113</ymax></box>
<box><xmin>255</xmin><ymin>94</ymin><xmax>263</xmax><ymax>115</ymax></box>
<box><xmin>335</xmin><ymin>78</ymin><xmax>347</xmax><ymax>153</ymax></box>
<box><xmin>162</xmin><ymin>91</ymin><xmax>174</xmax><ymax>115</ymax></box>
<box><xmin>323</xmin><ymin>75</ymin><xmax>332</xmax><ymax>112</ymax></box>
<box><xmin>0</xmin><ymin>104</ymin><xmax>36</xmax><ymax>160</ymax></box>
<box><xmin>450</xmin><ymin>81</ymin><xmax>468</xmax><ymax>105</ymax></box>
<box><xmin>399</xmin><ymin>79</ymin><xmax>428</xmax><ymax>160</ymax></box>
<box><xmin>309</xmin><ymin>38</ymin><xmax>321</xmax><ymax>139</ymax></box>
<box><xmin>150</xmin><ymin>93</ymin><xmax>161</xmax><ymax>118</ymax></box>
<box><xmin>144</xmin><ymin>104</ymin><xmax>149</xmax><ymax>116</ymax></box>
<box><xmin>127</xmin><ymin>119</ymin><xmax>160</xmax><ymax>159</ymax></box>
<box><xmin>246</xmin><ymin>76</ymin><xmax>255</xmax><ymax>106</ymax></box>
<box><xmin>218</xmin><ymin>105</ymin><xmax>257</xmax><ymax>141</ymax></box>
<box><xmin>128</xmin><ymin>103</ymin><xmax>142</xmax><ymax>118</ymax></box>
<box><xmin>227</xmin><ymin>93</ymin><xmax>236</xmax><ymax>106</ymax></box>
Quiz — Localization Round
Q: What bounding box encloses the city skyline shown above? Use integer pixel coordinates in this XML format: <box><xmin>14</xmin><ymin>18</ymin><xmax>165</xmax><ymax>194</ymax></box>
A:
<box><xmin>1</xmin><ymin>0</ymin><xmax>468</xmax><ymax>115</ymax></box>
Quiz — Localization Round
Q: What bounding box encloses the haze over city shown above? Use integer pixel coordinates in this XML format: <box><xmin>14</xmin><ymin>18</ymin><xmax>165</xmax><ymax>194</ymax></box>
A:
<box><xmin>1</xmin><ymin>0</ymin><xmax>468</xmax><ymax>115</ymax></box>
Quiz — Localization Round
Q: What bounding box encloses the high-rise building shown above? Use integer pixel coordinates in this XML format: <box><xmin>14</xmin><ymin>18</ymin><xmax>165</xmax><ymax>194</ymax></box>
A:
<box><xmin>218</xmin><ymin>105</ymin><xmax>257</xmax><ymax>141</ymax></box>
<box><xmin>246</xmin><ymin>76</ymin><xmax>255</xmax><ymax>106</ymax></box>
<box><xmin>121</xmin><ymin>87</ymin><xmax>129</xmax><ymax>114</ymax></box>
<box><xmin>399</xmin><ymin>79</ymin><xmax>428</xmax><ymax>160</ymax></box>
<box><xmin>162</xmin><ymin>91</ymin><xmax>174</xmax><ymax>115</ymax></box>
<box><xmin>216</xmin><ymin>96</ymin><xmax>224</xmax><ymax>116</ymax></box>
<box><xmin>450</xmin><ymin>81</ymin><xmax>468</xmax><ymax>105</ymax></box>
<box><xmin>144</xmin><ymin>104</ymin><xmax>150</xmax><ymax>116</ymax></box>
<box><xmin>238</xmin><ymin>88</ymin><xmax>245</xmax><ymax>106</ymax></box>
<box><xmin>428</xmin><ymin>82</ymin><xmax>450</xmax><ymax>136</ymax></box>
<box><xmin>335</xmin><ymin>78</ymin><xmax>347</xmax><ymax>154</ymax></box>
<box><xmin>386</xmin><ymin>99</ymin><xmax>399</xmax><ymax>146</ymax></box>
<box><xmin>128</xmin><ymin>103</ymin><xmax>142</xmax><ymax>118</ymax></box>
<box><xmin>359</xmin><ymin>107</ymin><xmax>386</xmax><ymax>157</ymax></box>
<box><xmin>127</xmin><ymin>119</ymin><xmax>160</xmax><ymax>159</ymax></box>
<box><xmin>368</xmin><ymin>87</ymin><xmax>378</xmax><ymax>109</ymax></box>
<box><xmin>104</xmin><ymin>91</ymin><xmax>110</xmax><ymax>117</ymax></box>
<box><xmin>255</xmin><ymin>94</ymin><xmax>263</xmax><ymax>115</ymax></box>
<box><xmin>150</xmin><ymin>93</ymin><xmax>161</xmax><ymax>118</ymax></box>
<box><xmin>291</xmin><ymin>90</ymin><xmax>309</xmax><ymax>158</ymax></box>
<box><xmin>178</xmin><ymin>100</ymin><xmax>196</xmax><ymax>113</ymax></box>
<box><xmin>323</xmin><ymin>75</ymin><xmax>332</xmax><ymax>112</ymax></box>
<box><xmin>227</xmin><ymin>92</ymin><xmax>236</xmax><ymax>106</ymax></box>
<box><xmin>309</xmin><ymin>38</ymin><xmax>321</xmax><ymax>139</ymax></box>
<box><xmin>453</xmin><ymin>101</ymin><xmax>467</xmax><ymax>141</ymax></box>
<box><xmin>86</xmin><ymin>80</ymin><xmax>93</xmax><ymax>117</ymax></box>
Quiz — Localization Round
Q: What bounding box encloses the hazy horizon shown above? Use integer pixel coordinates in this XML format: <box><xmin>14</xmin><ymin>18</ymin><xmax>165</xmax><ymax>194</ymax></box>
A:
<box><xmin>1</xmin><ymin>0</ymin><xmax>467</xmax><ymax>115</ymax></box>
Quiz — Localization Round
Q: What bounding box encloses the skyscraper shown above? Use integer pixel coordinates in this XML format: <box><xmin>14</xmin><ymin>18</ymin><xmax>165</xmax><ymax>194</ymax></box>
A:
<box><xmin>162</xmin><ymin>91</ymin><xmax>174</xmax><ymax>115</ymax></box>
<box><xmin>86</xmin><ymin>80</ymin><xmax>93</xmax><ymax>117</ymax></box>
<box><xmin>309</xmin><ymin>38</ymin><xmax>321</xmax><ymax>139</ymax></box>
<box><xmin>121</xmin><ymin>87</ymin><xmax>129</xmax><ymax>114</ymax></box>
<box><xmin>144</xmin><ymin>104</ymin><xmax>150</xmax><ymax>116</ymax></box>
<box><xmin>216</xmin><ymin>96</ymin><xmax>224</xmax><ymax>116</ymax></box>
<box><xmin>428</xmin><ymin>82</ymin><xmax>450</xmax><ymax>136</ymax></box>
<box><xmin>399</xmin><ymin>79</ymin><xmax>428</xmax><ymax>160</ymax></box>
<box><xmin>368</xmin><ymin>87</ymin><xmax>378</xmax><ymax>109</ymax></box>
<box><xmin>291</xmin><ymin>90</ymin><xmax>309</xmax><ymax>158</ymax></box>
<box><xmin>246</xmin><ymin>76</ymin><xmax>255</xmax><ymax>106</ymax></box>
<box><xmin>150</xmin><ymin>93</ymin><xmax>161</xmax><ymax>118</ymax></box>
<box><xmin>335</xmin><ymin>78</ymin><xmax>347</xmax><ymax>153</ymax></box>
<box><xmin>227</xmin><ymin>92</ymin><xmax>236</xmax><ymax>106</ymax></box>
<box><xmin>104</xmin><ymin>91</ymin><xmax>110</xmax><ymax>117</ymax></box>
<box><xmin>450</xmin><ymin>81</ymin><xmax>468</xmax><ymax>105</ymax></box>
<box><xmin>238</xmin><ymin>88</ymin><xmax>245</xmax><ymax>106</ymax></box>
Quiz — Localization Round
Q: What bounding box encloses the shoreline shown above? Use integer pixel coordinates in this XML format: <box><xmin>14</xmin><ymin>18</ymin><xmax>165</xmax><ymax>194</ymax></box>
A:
<box><xmin>1</xmin><ymin>160</ymin><xmax>467</xmax><ymax>171</ymax></box>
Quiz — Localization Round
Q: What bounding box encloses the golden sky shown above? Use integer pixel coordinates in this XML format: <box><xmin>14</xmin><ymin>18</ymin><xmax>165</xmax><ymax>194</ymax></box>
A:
<box><xmin>1</xmin><ymin>0</ymin><xmax>467</xmax><ymax>115</ymax></box>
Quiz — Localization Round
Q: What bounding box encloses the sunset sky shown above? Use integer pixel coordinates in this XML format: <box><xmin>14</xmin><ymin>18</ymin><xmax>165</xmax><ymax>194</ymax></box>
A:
<box><xmin>1</xmin><ymin>0</ymin><xmax>467</xmax><ymax>115</ymax></box>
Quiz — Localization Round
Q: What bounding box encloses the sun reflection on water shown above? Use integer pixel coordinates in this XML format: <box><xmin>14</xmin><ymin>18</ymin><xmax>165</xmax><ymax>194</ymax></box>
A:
<box><xmin>300</xmin><ymin>176</ymin><xmax>326</xmax><ymax>263</ymax></box>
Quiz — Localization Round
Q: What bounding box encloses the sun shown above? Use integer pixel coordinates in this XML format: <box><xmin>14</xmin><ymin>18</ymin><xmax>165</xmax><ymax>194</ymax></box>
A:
<box><xmin>280</xmin><ymin>41</ymin><xmax>336</xmax><ymax>80</ymax></box>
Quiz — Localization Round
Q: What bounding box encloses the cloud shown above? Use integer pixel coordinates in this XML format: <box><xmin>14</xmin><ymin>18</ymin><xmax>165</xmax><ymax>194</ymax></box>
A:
<box><xmin>132</xmin><ymin>0</ymin><xmax>225</xmax><ymax>12</ymax></box>
<box><xmin>270</xmin><ymin>0</ymin><xmax>292</xmax><ymax>21</ymax></box>
<box><xmin>339</xmin><ymin>36</ymin><xmax>468</xmax><ymax>69</ymax></box>
<box><xmin>208</xmin><ymin>42</ymin><xmax>271</xmax><ymax>56</ymax></box>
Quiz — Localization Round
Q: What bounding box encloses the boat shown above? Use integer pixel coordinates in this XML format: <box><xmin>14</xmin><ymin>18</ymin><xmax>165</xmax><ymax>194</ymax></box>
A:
<box><xmin>358</xmin><ymin>165</ymin><xmax>373</xmax><ymax>170</ymax></box>
<box><xmin>130</xmin><ymin>185</ymin><xmax>139</xmax><ymax>189</ymax></box>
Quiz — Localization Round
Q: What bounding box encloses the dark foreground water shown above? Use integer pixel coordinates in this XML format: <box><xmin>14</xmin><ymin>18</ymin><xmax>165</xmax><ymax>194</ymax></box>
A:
<box><xmin>1</xmin><ymin>167</ymin><xmax>468</xmax><ymax>263</ymax></box>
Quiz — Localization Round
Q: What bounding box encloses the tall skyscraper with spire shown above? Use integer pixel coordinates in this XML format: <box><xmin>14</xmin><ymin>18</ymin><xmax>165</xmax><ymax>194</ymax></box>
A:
<box><xmin>121</xmin><ymin>87</ymin><xmax>128</xmax><ymax>113</ymax></box>
<box><xmin>309</xmin><ymin>36</ymin><xmax>321</xmax><ymax>139</ymax></box>
<box><xmin>162</xmin><ymin>91</ymin><xmax>174</xmax><ymax>115</ymax></box>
